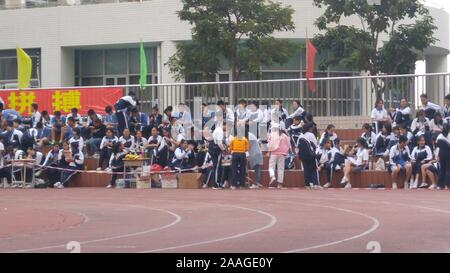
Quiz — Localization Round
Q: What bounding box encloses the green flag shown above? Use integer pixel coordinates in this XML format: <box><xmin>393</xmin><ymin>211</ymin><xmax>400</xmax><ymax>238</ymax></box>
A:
<box><xmin>139</xmin><ymin>41</ymin><xmax>148</xmax><ymax>88</ymax></box>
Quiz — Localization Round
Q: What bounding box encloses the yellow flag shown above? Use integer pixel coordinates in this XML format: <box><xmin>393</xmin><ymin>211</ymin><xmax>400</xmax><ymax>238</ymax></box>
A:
<box><xmin>16</xmin><ymin>47</ymin><xmax>32</xmax><ymax>89</ymax></box>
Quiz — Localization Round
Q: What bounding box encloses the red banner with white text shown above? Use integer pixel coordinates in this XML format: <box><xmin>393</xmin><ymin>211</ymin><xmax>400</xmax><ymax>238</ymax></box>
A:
<box><xmin>0</xmin><ymin>87</ymin><xmax>124</xmax><ymax>116</ymax></box>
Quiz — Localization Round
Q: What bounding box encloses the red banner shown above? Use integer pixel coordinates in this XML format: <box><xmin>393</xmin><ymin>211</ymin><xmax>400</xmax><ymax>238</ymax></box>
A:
<box><xmin>0</xmin><ymin>87</ymin><xmax>124</xmax><ymax>116</ymax></box>
<box><xmin>306</xmin><ymin>39</ymin><xmax>318</xmax><ymax>92</ymax></box>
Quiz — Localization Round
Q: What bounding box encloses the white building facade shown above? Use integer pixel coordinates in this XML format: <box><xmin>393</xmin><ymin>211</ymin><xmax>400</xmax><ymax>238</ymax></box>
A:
<box><xmin>0</xmin><ymin>0</ymin><xmax>449</xmax><ymax>116</ymax></box>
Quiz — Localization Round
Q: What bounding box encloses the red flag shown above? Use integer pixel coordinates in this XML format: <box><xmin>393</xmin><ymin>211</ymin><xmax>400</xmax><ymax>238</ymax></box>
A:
<box><xmin>306</xmin><ymin>39</ymin><xmax>318</xmax><ymax>92</ymax></box>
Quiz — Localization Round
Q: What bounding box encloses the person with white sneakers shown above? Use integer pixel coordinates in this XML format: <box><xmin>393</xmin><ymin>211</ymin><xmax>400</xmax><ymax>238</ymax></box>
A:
<box><xmin>409</xmin><ymin>135</ymin><xmax>432</xmax><ymax>189</ymax></box>
<box><xmin>54</xmin><ymin>142</ymin><xmax>84</xmax><ymax>189</ymax></box>
<box><xmin>267</xmin><ymin>123</ymin><xmax>290</xmax><ymax>189</ymax></box>
<box><xmin>106</xmin><ymin>142</ymin><xmax>128</xmax><ymax>189</ymax></box>
<box><xmin>297</xmin><ymin>123</ymin><xmax>321</xmax><ymax>189</ymax></box>
<box><xmin>421</xmin><ymin>146</ymin><xmax>440</xmax><ymax>190</ymax></box>
<box><xmin>340</xmin><ymin>137</ymin><xmax>370</xmax><ymax>189</ymax></box>
<box><xmin>387</xmin><ymin>136</ymin><xmax>412</xmax><ymax>190</ymax></box>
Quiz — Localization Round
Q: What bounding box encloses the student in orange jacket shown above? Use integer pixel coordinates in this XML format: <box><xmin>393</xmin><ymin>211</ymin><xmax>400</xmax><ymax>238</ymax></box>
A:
<box><xmin>229</xmin><ymin>126</ymin><xmax>250</xmax><ymax>190</ymax></box>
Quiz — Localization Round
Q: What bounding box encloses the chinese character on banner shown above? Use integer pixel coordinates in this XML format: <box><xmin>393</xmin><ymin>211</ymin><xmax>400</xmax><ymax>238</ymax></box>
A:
<box><xmin>52</xmin><ymin>90</ymin><xmax>82</xmax><ymax>113</ymax></box>
<box><xmin>7</xmin><ymin>91</ymin><xmax>36</xmax><ymax>114</ymax></box>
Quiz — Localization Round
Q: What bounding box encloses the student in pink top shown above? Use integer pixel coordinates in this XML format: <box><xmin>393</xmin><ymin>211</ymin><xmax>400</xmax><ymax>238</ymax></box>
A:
<box><xmin>268</xmin><ymin>123</ymin><xmax>291</xmax><ymax>189</ymax></box>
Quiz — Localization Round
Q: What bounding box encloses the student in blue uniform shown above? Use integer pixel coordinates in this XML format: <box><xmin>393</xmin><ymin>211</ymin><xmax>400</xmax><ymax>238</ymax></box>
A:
<box><xmin>106</xmin><ymin>142</ymin><xmax>128</xmax><ymax>189</ymax></box>
<box><xmin>437</xmin><ymin>123</ymin><xmax>450</xmax><ymax>190</ymax></box>
<box><xmin>409</xmin><ymin>135</ymin><xmax>432</xmax><ymax>189</ymax></box>
<box><xmin>388</xmin><ymin>136</ymin><xmax>412</xmax><ymax>190</ymax></box>
<box><xmin>316</xmin><ymin>138</ymin><xmax>342</xmax><ymax>188</ymax></box>
<box><xmin>288</xmin><ymin>116</ymin><xmax>303</xmax><ymax>148</ymax></box>
<box><xmin>54</xmin><ymin>142</ymin><xmax>84</xmax><ymax>189</ymax></box>
<box><xmin>297</xmin><ymin>123</ymin><xmax>320</xmax><ymax>189</ymax></box>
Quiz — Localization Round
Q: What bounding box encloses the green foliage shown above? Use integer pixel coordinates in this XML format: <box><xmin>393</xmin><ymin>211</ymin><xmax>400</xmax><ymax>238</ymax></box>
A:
<box><xmin>313</xmin><ymin>0</ymin><xmax>437</xmax><ymax>75</ymax></box>
<box><xmin>167</xmin><ymin>0</ymin><xmax>297</xmax><ymax>81</ymax></box>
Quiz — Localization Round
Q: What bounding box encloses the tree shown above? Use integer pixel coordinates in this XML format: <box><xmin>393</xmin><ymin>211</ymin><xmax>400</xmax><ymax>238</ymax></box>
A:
<box><xmin>167</xmin><ymin>0</ymin><xmax>297</xmax><ymax>82</ymax></box>
<box><xmin>312</xmin><ymin>0</ymin><xmax>437</xmax><ymax>98</ymax></box>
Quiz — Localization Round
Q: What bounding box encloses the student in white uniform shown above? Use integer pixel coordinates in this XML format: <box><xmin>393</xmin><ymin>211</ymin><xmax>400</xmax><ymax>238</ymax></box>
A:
<box><xmin>340</xmin><ymin>138</ymin><xmax>370</xmax><ymax>189</ymax></box>
<box><xmin>371</xmin><ymin>99</ymin><xmax>391</xmax><ymax>133</ymax></box>
<box><xmin>409</xmin><ymin>135</ymin><xmax>432</xmax><ymax>189</ymax></box>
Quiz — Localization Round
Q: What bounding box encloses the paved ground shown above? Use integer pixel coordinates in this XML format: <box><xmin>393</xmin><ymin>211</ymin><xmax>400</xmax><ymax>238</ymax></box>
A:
<box><xmin>1</xmin><ymin>188</ymin><xmax>450</xmax><ymax>253</ymax></box>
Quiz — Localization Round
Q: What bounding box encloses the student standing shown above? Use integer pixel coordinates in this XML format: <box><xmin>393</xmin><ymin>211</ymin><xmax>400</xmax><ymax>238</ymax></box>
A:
<box><xmin>437</xmin><ymin>123</ymin><xmax>450</xmax><ymax>190</ymax></box>
<box><xmin>229</xmin><ymin>127</ymin><xmax>250</xmax><ymax>190</ymax></box>
<box><xmin>297</xmin><ymin>123</ymin><xmax>320</xmax><ymax>189</ymax></box>
<box><xmin>267</xmin><ymin>123</ymin><xmax>290</xmax><ymax>189</ymax></box>
<box><xmin>248</xmin><ymin>132</ymin><xmax>264</xmax><ymax>189</ymax></box>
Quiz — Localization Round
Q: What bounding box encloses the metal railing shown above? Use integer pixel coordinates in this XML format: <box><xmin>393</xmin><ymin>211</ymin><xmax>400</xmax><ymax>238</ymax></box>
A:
<box><xmin>135</xmin><ymin>72</ymin><xmax>450</xmax><ymax>117</ymax></box>
<box><xmin>1</xmin><ymin>73</ymin><xmax>448</xmax><ymax>118</ymax></box>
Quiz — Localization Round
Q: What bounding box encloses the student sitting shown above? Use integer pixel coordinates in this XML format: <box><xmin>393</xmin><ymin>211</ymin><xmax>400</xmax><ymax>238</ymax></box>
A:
<box><xmin>286</xmin><ymin>100</ymin><xmax>305</xmax><ymax>128</ymax></box>
<box><xmin>390</xmin><ymin>98</ymin><xmax>411</xmax><ymax>128</ymax></box>
<box><xmin>340</xmin><ymin>138</ymin><xmax>370</xmax><ymax>189</ymax></box>
<box><xmin>42</xmin><ymin>143</ymin><xmax>63</xmax><ymax>187</ymax></box>
<box><xmin>106</xmin><ymin>142</ymin><xmax>128</xmax><ymax>189</ymax></box>
<box><xmin>429</xmin><ymin>112</ymin><xmax>446</xmax><ymax>141</ymax></box>
<box><xmin>411</xmin><ymin>109</ymin><xmax>432</xmax><ymax>148</ymax></box>
<box><xmin>319</xmin><ymin>124</ymin><xmax>339</xmax><ymax>148</ymax></box>
<box><xmin>50</xmin><ymin>111</ymin><xmax>67</xmax><ymax>144</ymax></box>
<box><xmin>3</xmin><ymin>121</ymin><xmax>23</xmax><ymax>149</ymax></box>
<box><xmin>171</xmin><ymin>140</ymin><xmax>195</xmax><ymax>171</ymax></box>
<box><xmin>371</xmin><ymin>99</ymin><xmax>391</xmax><ymax>133</ymax></box>
<box><xmin>199</xmin><ymin>144</ymin><xmax>215</xmax><ymax>189</ymax></box>
<box><xmin>119</xmin><ymin>128</ymin><xmax>135</xmax><ymax>153</ymax></box>
<box><xmin>103</xmin><ymin>105</ymin><xmax>118</xmax><ymax>132</ymax></box>
<box><xmin>399</xmin><ymin>125</ymin><xmax>414</xmax><ymax>151</ymax></box>
<box><xmin>129</xmin><ymin>107</ymin><xmax>150</xmax><ymax>134</ymax></box>
<box><xmin>420</xmin><ymin>144</ymin><xmax>440</xmax><ymax>189</ymax></box>
<box><xmin>373</xmin><ymin>124</ymin><xmax>392</xmax><ymax>157</ymax></box>
<box><xmin>361</xmin><ymin>123</ymin><xmax>377</xmax><ymax>149</ymax></box>
<box><xmin>288</xmin><ymin>116</ymin><xmax>303</xmax><ymax>148</ymax></box>
<box><xmin>68</xmin><ymin>127</ymin><xmax>84</xmax><ymax>153</ymax></box>
<box><xmin>54</xmin><ymin>142</ymin><xmax>84</xmax><ymax>189</ymax></box>
<box><xmin>86</xmin><ymin>119</ymin><xmax>106</xmax><ymax>156</ymax></box>
<box><xmin>146</xmin><ymin>127</ymin><xmax>161</xmax><ymax>159</ymax></box>
<box><xmin>409</xmin><ymin>135</ymin><xmax>432</xmax><ymax>189</ymax></box>
<box><xmin>66</xmin><ymin>108</ymin><xmax>82</xmax><ymax>127</ymax></box>
<box><xmin>97</xmin><ymin>128</ymin><xmax>118</xmax><ymax>171</ymax></box>
<box><xmin>317</xmin><ymin>138</ymin><xmax>342</xmax><ymax>188</ymax></box>
<box><xmin>388</xmin><ymin>136</ymin><xmax>412</xmax><ymax>190</ymax></box>
<box><xmin>133</xmin><ymin>130</ymin><xmax>148</xmax><ymax>156</ymax></box>
<box><xmin>387</xmin><ymin>126</ymin><xmax>400</xmax><ymax>150</ymax></box>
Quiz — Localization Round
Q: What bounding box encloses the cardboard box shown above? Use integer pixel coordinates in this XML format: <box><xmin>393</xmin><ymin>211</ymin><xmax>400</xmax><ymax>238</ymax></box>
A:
<box><xmin>178</xmin><ymin>173</ymin><xmax>203</xmax><ymax>189</ymax></box>
<box><xmin>161</xmin><ymin>174</ymin><xmax>178</xmax><ymax>189</ymax></box>
<box><xmin>137</xmin><ymin>180</ymin><xmax>151</xmax><ymax>189</ymax></box>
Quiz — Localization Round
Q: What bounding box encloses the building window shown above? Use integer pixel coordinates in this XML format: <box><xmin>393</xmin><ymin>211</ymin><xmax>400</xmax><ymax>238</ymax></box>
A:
<box><xmin>0</xmin><ymin>48</ymin><xmax>41</xmax><ymax>89</ymax></box>
<box><xmin>76</xmin><ymin>47</ymin><xmax>158</xmax><ymax>87</ymax></box>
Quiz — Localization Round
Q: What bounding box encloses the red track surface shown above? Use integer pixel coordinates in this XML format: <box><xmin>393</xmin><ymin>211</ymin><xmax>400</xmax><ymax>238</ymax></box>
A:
<box><xmin>1</xmin><ymin>188</ymin><xmax>450</xmax><ymax>253</ymax></box>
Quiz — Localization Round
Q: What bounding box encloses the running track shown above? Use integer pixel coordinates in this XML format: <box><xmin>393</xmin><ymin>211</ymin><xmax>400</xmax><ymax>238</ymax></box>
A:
<box><xmin>1</xmin><ymin>188</ymin><xmax>450</xmax><ymax>253</ymax></box>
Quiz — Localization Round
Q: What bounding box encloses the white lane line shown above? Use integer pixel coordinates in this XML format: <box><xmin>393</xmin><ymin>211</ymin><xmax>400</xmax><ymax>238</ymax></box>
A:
<box><xmin>279</xmin><ymin>202</ymin><xmax>380</xmax><ymax>253</ymax></box>
<box><xmin>9</xmin><ymin>207</ymin><xmax>182</xmax><ymax>253</ymax></box>
<box><xmin>139</xmin><ymin>205</ymin><xmax>277</xmax><ymax>253</ymax></box>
